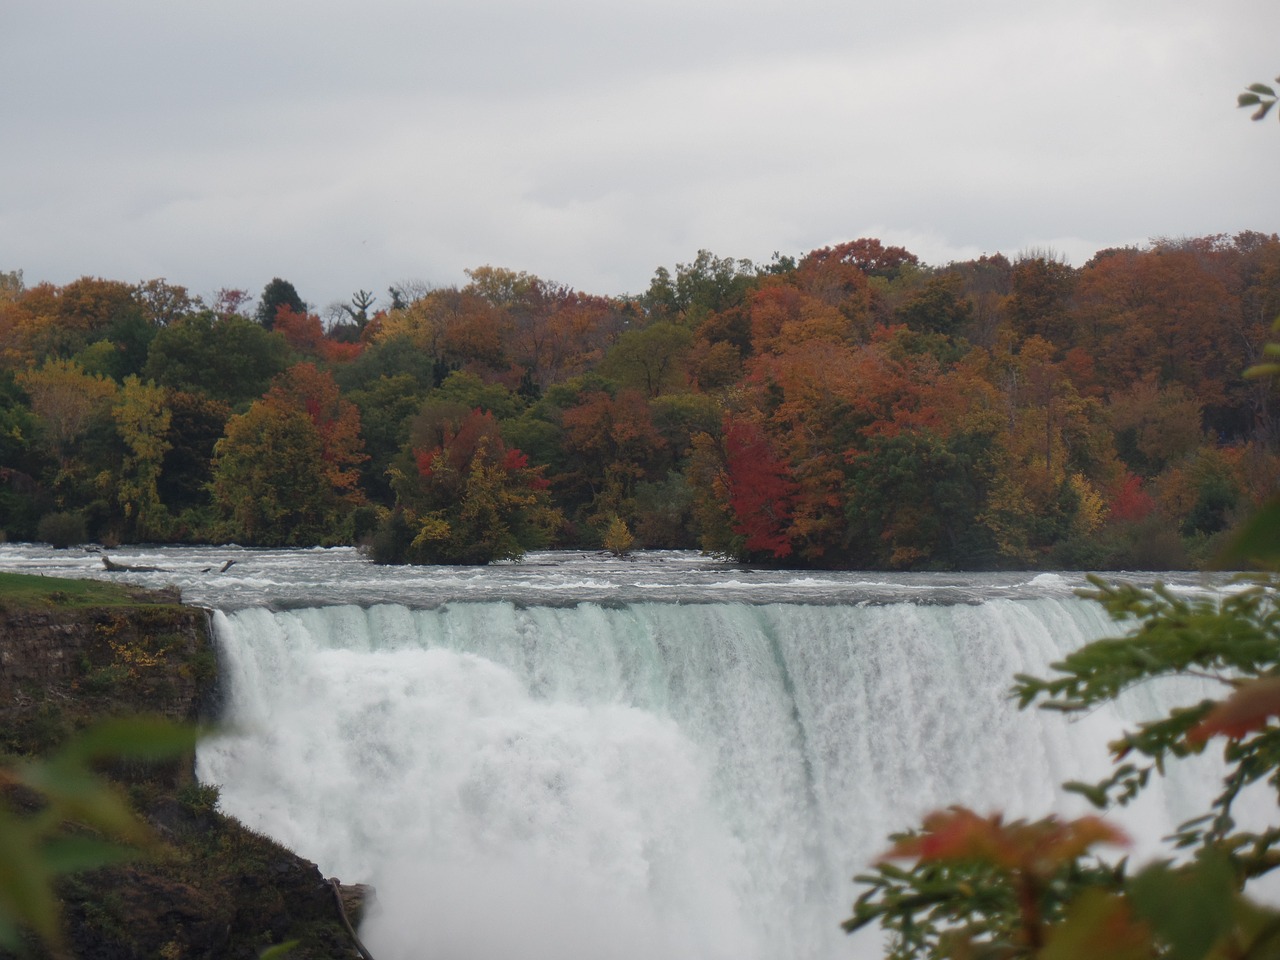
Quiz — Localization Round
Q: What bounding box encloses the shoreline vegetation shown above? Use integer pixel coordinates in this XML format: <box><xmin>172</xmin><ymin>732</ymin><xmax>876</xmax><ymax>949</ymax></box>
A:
<box><xmin>3</xmin><ymin>233</ymin><xmax>1280</xmax><ymax>569</ymax></box>
<box><xmin>0</xmin><ymin>572</ymin><xmax>368</xmax><ymax>959</ymax></box>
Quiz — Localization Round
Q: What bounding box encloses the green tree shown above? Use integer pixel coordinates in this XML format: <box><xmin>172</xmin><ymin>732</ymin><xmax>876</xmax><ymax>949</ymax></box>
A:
<box><xmin>598</xmin><ymin>322</ymin><xmax>693</xmax><ymax>397</ymax></box>
<box><xmin>0</xmin><ymin>370</ymin><xmax>45</xmax><ymax>539</ymax></box>
<box><xmin>255</xmin><ymin>277</ymin><xmax>306</xmax><ymax>330</ymax></box>
<box><xmin>894</xmin><ymin>273</ymin><xmax>974</xmax><ymax>337</ymax></box>
<box><xmin>844</xmin><ymin>428</ymin><xmax>999</xmax><ymax>569</ymax></box>
<box><xmin>111</xmin><ymin>376</ymin><xmax>172</xmax><ymax>541</ymax></box>
<box><xmin>210</xmin><ymin>402</ymin><xmax>353</xmax><ymax>546</ymax></box>
<box><xmin>143</xmin><ymin>312</ymin><xmax>289</xmax><ymax>407</ymax></box>
<box><xmin>642</xmin><ymin>250</ymin><xmax>757</xmax><ymax>323</ymax></box>
<box><xmin>345</xmin><ymin>373</ymin><xmax>427</xmax><ymax>503</ymax></box>
<box><xmin>156</xmin><ymin>390</ymin><xmax>230</xmax><ymax>526</ymax></box>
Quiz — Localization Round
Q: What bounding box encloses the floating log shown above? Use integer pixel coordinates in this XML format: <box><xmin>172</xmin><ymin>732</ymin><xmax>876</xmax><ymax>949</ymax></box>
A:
<box><xmin>101</xmin><ymin>557</ymin><xmax>163</xmax><ymax>573</ymax></box>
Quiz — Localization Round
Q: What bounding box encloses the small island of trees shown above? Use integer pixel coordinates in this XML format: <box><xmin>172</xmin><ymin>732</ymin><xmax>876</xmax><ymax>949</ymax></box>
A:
<box><xmin>3</xmin><ymin>234</ymin><xmax>1279</xmax><ymax>569</ymax></box>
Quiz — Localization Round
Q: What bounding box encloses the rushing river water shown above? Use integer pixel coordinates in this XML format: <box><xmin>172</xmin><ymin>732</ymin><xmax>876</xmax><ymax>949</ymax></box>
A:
<box><xmin>0</xmin><ymin>545</ymin><xmax>1251</xmax><ymax>959</ymax></box>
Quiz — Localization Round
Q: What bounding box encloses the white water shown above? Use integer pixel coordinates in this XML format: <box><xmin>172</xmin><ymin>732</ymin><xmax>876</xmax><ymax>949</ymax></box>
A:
<box><xmin>0</xmin><ymin>546</ymin><xmax>1248</xmax><ymax>958</ymax></box>
<box><xmin>199</xmin><ymin>598</ymin><xmax>1220</xmax><ymax>960</ymax></box>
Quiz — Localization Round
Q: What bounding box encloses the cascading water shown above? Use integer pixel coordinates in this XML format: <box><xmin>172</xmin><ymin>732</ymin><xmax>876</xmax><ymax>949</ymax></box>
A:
<box><xmin>197</xmin><ymin>598</ymin><xmax>1213</xmax><ymax>960</ymax></box>
<box><xmin>0</xmin><ymin>546</ymin><xmax>1250</xmax><ymax>958</ymax></box>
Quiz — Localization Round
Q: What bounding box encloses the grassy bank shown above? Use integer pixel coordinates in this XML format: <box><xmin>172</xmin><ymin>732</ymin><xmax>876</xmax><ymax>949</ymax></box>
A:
<box><xmin>0</xmin><ymin>570</ymin><xmax>182</xmax><ymax>610</ymax></box>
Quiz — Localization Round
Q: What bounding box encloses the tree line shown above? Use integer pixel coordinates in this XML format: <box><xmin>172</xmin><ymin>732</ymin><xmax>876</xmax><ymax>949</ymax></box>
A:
<box><xmin>2</xmin><ymin>232</ymin><xmax>1279</xmax><ymax>568</ymax></box>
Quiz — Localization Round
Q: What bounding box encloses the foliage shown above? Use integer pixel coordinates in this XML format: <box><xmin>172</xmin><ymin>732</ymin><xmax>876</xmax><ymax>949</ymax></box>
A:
<box><xmin>255</xmin><ymin>277</ymin><xmax>306</xmax><ymax>330</ymax></box>
<box><xmin>1240</xmin><ymin>78</ymin><xmax>1280</xmax><ymax>122</ymax></box>
<box><xmin>848</xmin><ymin>522</ymin><xmax>1280</xmax><ymax>956</ymax></box>
<box><xmin>35</xmin><ymin>511</ymin><xmax>87</xmax><ymax>549</ymax></box>
<box><xmin>0</xmin><ymin>719</ymin><xmax>199</xmax><ymax>954</ymax></box>
<box><xmin>112</xmin><ymin>376</ymin><xmax>173</xmax><ymax>540</ymax></box>
<box><xmin>376</xmin><ymin>407</ymin><xmax>561</xmax><ymax>564</ymax></box>
<box><xmin>210</xmin><ymin>403</ymin><xmax>352</xmax><ymax>546</ymax></box>
<box><xmin>4</xmin><ymin>233</ymin><xmax>1280</xmax><ymax>566</ymax></box>
<box><xmin>603</xmin><ymin>515</ymin><xmax>635</xmax><ymax>557</ymax></box>
<box><xmin>143</xmin><ymin>312</ymin><xmax>289</xmax><ymax>407</ymax></box>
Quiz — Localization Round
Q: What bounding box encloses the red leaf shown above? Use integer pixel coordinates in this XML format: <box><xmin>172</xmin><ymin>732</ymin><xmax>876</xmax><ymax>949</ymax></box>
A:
<box><xmin>1187</xmin><ymin>676</ymin><xmax>1280</xmax><ymax>743</ymax></box>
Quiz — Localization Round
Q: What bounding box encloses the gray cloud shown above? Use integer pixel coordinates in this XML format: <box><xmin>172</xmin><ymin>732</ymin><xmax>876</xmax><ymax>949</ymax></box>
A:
<box><xmin>2</xmin><ymin>1</ymin><xmax>1278</xmax><ymax>310</ymax></box>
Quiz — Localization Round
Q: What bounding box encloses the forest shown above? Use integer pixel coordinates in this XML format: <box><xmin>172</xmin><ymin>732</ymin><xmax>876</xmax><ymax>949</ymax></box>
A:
<box><xmin>2</xmin><ymin>231</ymin><xmax>1279</xmax><ymax>570</ymax></box>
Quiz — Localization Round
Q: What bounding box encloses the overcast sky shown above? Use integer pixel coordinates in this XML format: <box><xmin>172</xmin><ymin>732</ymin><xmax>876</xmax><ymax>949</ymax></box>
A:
<box><xmin>3</xmin><ymin>1</ymin><xmax>1278</xmax><ymax>312</ymax></box>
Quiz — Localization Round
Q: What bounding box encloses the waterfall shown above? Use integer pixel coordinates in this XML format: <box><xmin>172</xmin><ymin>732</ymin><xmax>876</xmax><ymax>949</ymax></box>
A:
<box><xmin>195</xmin><ymin>596</ymin><xmax>1232</xmax><ymax>960</ymax></box>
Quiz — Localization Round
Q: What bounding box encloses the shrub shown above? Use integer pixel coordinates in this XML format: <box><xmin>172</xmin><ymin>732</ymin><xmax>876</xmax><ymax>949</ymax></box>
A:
<box><xmin>36</xmin><ymin>511</ymin><xmax>87</xmax><ymax>549</ymax></box>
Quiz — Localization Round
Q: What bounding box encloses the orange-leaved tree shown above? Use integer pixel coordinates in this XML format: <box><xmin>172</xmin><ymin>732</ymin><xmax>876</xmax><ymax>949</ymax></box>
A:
<box><xmin>375</xmin><ymin>406</ymin><xmax>560</xmax><ymax>565</ymax></box>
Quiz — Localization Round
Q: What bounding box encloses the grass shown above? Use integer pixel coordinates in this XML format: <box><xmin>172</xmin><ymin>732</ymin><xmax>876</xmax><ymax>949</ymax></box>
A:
<box><xmin>0</xmin><ymin>572</ymin><xmax>179</xmax><ymax>610</ymax></box>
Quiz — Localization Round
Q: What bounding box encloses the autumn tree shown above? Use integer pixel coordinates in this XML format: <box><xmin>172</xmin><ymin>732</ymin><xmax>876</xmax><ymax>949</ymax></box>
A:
<box><xmin>1075</xmin><ymin>246</ymin><xmax>1239</xmax><ymax>412</ymax></box>
<box><xmin>209</xmin><ymin>363</ymin><xmax>367</xmax><ymax>546</ymax></box>
<box><xmin>210</xmin><ymin>403</ymin><xmax>352</xmax><ymax>546</ymax></box>
<box><xmin>133</xmin><ymin>278</ymin><xmax>199</xmax><ymax>327</ymax></box>
<box><xmin>0</xmin><ymin>278</ymin><xmax>153</xmax><ymax>380</ymax></box>
<box><xmin>16</xmin><ymin>359</ymin><xmax>119</xmax><ymax>510</ymax></box>
<box><xmin>718</xmin><ymin>415</ymin><xmax>799</xmax><ymax>560</ymax></box>
<box><xmin>376</xmin><ymin>407</ymin><xmax>560</xmax><ymax>564</ymax></box>
<box><xmin>261</xmin><ymin>362</ymin><xmax>368</xmax><ymax>500</ymax></box>
<box><xmin>110</xmin><ymin>376</ymin><xmax>172</xmax><ymax>540</ymax></box>
<box><xmin>560</xmin><ymin>388</ymin><xmax>667</xmax><ymax>530</ymax></box>
<box><xmin>376</xmin><ymin>286</ymin><xmax>508</xmax><ymax>371</ymax></box>
<box><xmin>1006</xmin><ymin>254</ymin><xmax>1076</xmax><ymax>346</ymax></box>
<box><xmin>1108</xmin><ymin>375</ymin><xmax>1203</xmax><ymax>475</ymax></box>
<box><xmin>792</xmin><ymin>239</ymin><xmax>905</xmax><ymax>334</ymax></box>
<box><xmin>486</xmin><ymin>272</ymin><xmax>624</xmax><ymax>392</ymax></box>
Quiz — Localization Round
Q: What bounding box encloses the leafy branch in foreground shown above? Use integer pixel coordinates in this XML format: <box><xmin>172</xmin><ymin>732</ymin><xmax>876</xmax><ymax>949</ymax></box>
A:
<box><xmin>1240</xmin><ymin>78</ymin><xmax>1280</xmax><ymax>122</ymax></box>
<box><xmin>0</xmin><ymin>718</ymin><xmax>199</xmax><ymax>955</ymax></box>
<box><xmin>849</xmin><ymin>570</ymin><xmax>1280</xmax><ymax>958</ymax></box>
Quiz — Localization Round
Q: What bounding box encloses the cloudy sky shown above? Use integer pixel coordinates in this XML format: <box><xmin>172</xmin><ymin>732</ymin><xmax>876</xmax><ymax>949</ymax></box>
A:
<box><xmin>3</xmin><ymin>1</ymin><xmax>1278</xmax><ymax>312</ymax></box>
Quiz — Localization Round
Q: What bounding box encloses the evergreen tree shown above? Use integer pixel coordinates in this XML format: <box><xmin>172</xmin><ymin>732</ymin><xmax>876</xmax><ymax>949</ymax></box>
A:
<box><xmin>255</xmin><ymin>277</ymin><xmax>306</xmax><ymax>330</ymax></box>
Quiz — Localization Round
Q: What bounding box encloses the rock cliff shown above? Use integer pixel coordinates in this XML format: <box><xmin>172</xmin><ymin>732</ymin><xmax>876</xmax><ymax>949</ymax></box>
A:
<box><xmin>0</xmin><ymin>580</ymin><xmax>371</xmax><ymax>959</ymax></box>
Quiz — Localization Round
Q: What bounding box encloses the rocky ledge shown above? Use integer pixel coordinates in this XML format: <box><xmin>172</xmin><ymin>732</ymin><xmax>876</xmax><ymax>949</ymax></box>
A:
<box><xmin>0</xmin><ymin>581</ymin><xmax>372</xmax><ymax>959</ymax></box>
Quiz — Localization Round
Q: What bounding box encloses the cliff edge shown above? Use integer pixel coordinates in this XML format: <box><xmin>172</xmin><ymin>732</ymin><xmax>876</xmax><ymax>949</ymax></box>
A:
<box><xmin>0</xmin><ymin>573</ymin><xmax>369</xmax><ymax>960</ymax></box>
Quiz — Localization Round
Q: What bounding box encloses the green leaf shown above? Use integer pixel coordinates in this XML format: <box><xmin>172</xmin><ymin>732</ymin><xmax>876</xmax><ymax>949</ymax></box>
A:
<box><xmin>1216</xmin><ymin>494</ymin><xmax>1280</xmax><ymax>568</ymax></box>
<box><xmin>1063</xmin><ymin>780</ymin><xmax>1109</xmax><ymax>809</ymax></box>
<box><xmin>1255</xmin><ymin>102</ymin><xmax>1277</xmax><ymax>122</ymax></box>
<box><xmin>0</xmin><ymin>808</ymin><xmax>62</xmax><ymax>948</ymax></box>
<box><xmin>258</xmin><ymin>940</ymin><xmax>300</xmax><ymax>958</ymax></box>
<box><xmin>1041</xmin><ymin>889</ymin><xmax>1150</xmax><ymax>960</ymax></box>
<box><xmin>1247</xmin><ymin>83</ymin><xmax>1276</xmax><ymax>96</ymax></box>
<box><xmin>1126</xmin><ymin>852</ymin><xmax>1234</xmax><ymax>960</ymax></box>
<box><xmin>40</xmin><ymin>836</ymin><xmax>138</xmax><ymax>875</ymax></box>
<box><xmin>19</xmin><ymin>761</ymin><xmax>151</xmax><ymax>844</ymax></box>
<box><xmin>1240</xmin><ymin>93</ymin><xmax>1263</xmax><ymax>107</ymax></box>
<box><xmin>58</xmin><ymin>718</ymin><xmax>200</xmax><ymax>764</ymax></box>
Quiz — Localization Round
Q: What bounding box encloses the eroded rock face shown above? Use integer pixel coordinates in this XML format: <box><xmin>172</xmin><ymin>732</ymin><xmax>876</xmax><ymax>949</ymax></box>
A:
<box><xmin>0</xmin><ymin>602</ymin><xmax>215</xmax><ymax>761</ymax></box>
<box><xmin>0</xmin><ymin>595</ymin><xmax>365</xmax><ymax>960</ymax></box>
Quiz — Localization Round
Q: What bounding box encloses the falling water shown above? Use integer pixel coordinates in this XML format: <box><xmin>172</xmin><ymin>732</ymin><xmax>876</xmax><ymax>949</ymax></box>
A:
<box><xmin>0</xmin><ymin>546</ymin><xmax>1245</xmax><ymax>959</ymax></box>
<box><xmin>199</xmin><ymin>598</ymin><xmax>1218</xmax><ymax>959</ymax></box>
